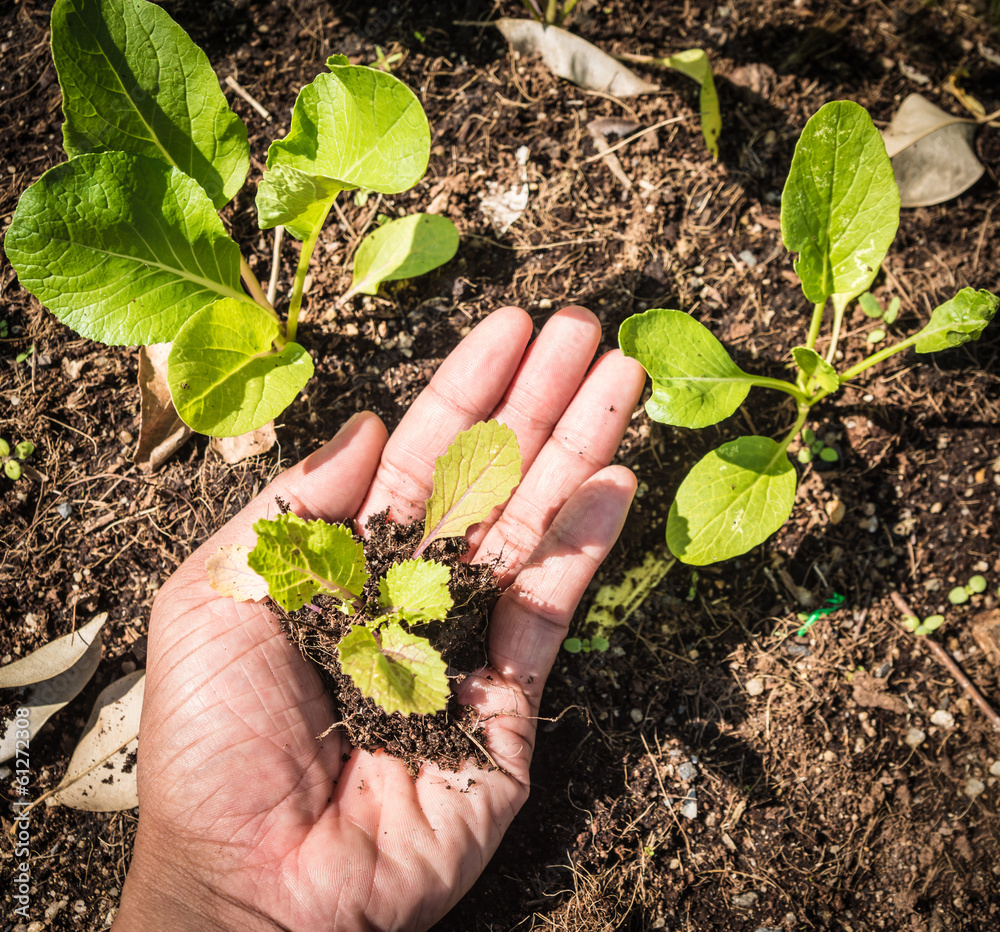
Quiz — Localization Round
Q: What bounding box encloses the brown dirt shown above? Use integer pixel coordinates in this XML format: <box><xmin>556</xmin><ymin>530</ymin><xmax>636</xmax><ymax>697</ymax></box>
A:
<box><xmin>3</xmin><ymin>0</ymin><xmax>1000</xmax><ymax>929</ymax></box>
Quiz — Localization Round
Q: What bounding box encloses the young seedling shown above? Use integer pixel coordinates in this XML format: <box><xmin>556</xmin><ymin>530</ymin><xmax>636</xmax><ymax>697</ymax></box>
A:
<box><xmin>620</xmin><ymin>100</ymin><xmax>999</xmax><ymax>565</ymax></box>
<box><xmin>562</xmin><ymin>636</ymin><xmax>610</xmax><ymax>654</ymax></box>
<box><xmin>1</xmin><ymin>439</ymin><xmax>36</xmax><ymax>481</ymax></box>
<box><xmin>795</xmin><ymin>428</ymin><xmax>839</xmax><ymax>465</ymax></box>
<box><xmin>5</xmin><ymin>0</ymin><xmax>459</xmax><ymax>439</ymax></box>
<box><xmin>947</xmin><ymin>574</ymin><xmax>988</xmax><ymax>605</ymax></box>
<box><xmin>210</xmin><ymin>421</ymin><xmax>522</xmax><ymax>716</ymax></box>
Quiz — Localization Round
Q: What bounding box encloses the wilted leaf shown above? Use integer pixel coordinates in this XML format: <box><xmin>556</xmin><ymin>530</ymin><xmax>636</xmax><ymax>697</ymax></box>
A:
<box><xmin>206</xmin><ymin>544</ymin><xmax>270</xmax><ymax>602</ymax></box>
<box><xmin>419</xmin><ymin>421</ymin><xmax>522</xmax><ymax>552</ymax></box>
<box><xmin>585</xmin><ymin>547</ymin><xmax>675</xmax><ymax>639</ymax></box>
<box><xmin>135</xmin><ymin>343</ymin><xmax>193</xmax><ymax>473</ymax></box>
<box><xmin>0</xmin><ymin>613</ymin><xmax>107</xmax><ymax>689</ymax></box>
<box><xmin>496</xmin><ymin>19</ymin><xmax>658</xmax><ymax>96</ymax></box>
<box><xmin>912</xmin><ymin>288</ymin><xmax>999</xmax><ymax>353</ymax></box>
<box><xmin>51</xmin><ymin>670</ymin><xmax>144</xmax><ymax>811</ymax></box>
<box><xmin>346</xmin><ymin>214</ymin><xmax>459</xmax><ymax>299</ymax></box>
<box><xmin>882</xmin><ymin>93</ymin><xmax>984</xmax><ymax>208</ymax></box>
<box><xmin>0</xmin><ymin>630</ymin><xmax>102</xmax><ymax>764</ymax></box>
<box><xmin>338</xmin><ymin>623</ymin><xmax>450</xmax><ymax>715</ymax></box>
<box><xmin>248</xmin><ymin>513</ymin><xmax>368</xmax><ymax>612</ymax></box>
<box><xmin>210</xmin><ymin>423</ymin><xmax>277</xmax><ymax>464</ymax></box>
<box><xmin>667</xmin><ymin>436</ymin><xmax>797</xmax><ymax>565</ymax></box>
<box><xmin>168</xmin><ymin>299</ymin><xmax>314</xmax><ymax>437</ymax></box>
<box><xmin>781</xmin><ymin>101</ymin><xmax>900</xmax><ymax>308</ymax></box>
<box><xmin>619</xmin><ymin>309</ymin><xmax>752</xmax><ymax>428</ymax></box>
<box><xmin>378</xmin><ymin>559</ymin><xmax>454</xmax><ymax>624</ymax></box>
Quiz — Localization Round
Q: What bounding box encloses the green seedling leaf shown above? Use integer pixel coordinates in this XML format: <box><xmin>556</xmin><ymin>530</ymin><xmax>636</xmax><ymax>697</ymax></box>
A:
<box><xmin>256</xmin><ymin>165</ymin><xmax>345</xmax><ymax>241</ymax></box>
<box><xmin>0</xmin><ymin>440</ymin><xmax>9</xmax><ymax>458</ymax></box>
<box><xmin>5</xmin><ymin>462</ymin><xmax>22</xmax><ymax>481</ymax></box>
<box><xmin>859</xmin><ymin>293</ymin><xmax>884</xmax><ymax>318</ymax></box>
<box><xmin>884</xmin><ymin>297</ymin><xmax>901</xmax><ymax>325</ymax></box>
<box><xmin>16</xmin><ymin>346</ymin><xmax>34</xmax><ymax>363</ymax></box>
<box><xmin>781</xmin><ymin>101</ymin><xmax>900</xmax><ymax>308</ymax></box>
<box><xmin>378</xmin><ymin>559</ymin><xmax>454</xmax><ymax>624</ymax></box>
<box><xmin>346</xmin><ymin>214</ymin><xmax>460</xmax><ymax>299</ymax></box>
<box><xmin>563</xmin><ymin>637</ymin><xmax>583</xmax><ymax>654</ymax></box>
<box><xmin>968</xmin><ymin>575</ymin><xmax>988</xmax><ymax>594</ymax></box>
<box><xmin>792</xmin><ymin>346</ymin><xmax>839</xmax><ymax>394</ymax></box>
<box><xmin>338</xmin><ymin>622</ymin><xmax>450</xmax><ymax>715</ymax></box>
<box><xmin>51</xmin><ymin>0</ymin><xmax>248</xmax><ymax>208</ymax></box>
<box><xmin>590</xmin><ymin>636</ymin><xmax>610</xmax><ymax>652</ymax></box>
<box><xmin>168</xmin><ymin>299</ymin><xmax>314</xmax><ymax>436</ymax></box>
<box><xmin>902</xmin><ymin>615</ymin><xmax>920</xmax><ymax>632</ymax></box>
<box><xmin>4</xmin><ymin>152</ymin><xmax>248</xmax><ymax>346</ymax></box>
<box><xmin>948</xmin><ymin>586</ymin><xmax>969</xmax><ymax>605</ymax></box>
<box><xmin>248</xmin><ymin>513</ymin><xmax>368</xmax><ymax>612</ymax></box>
<box><xmin>418</xmin><ymin>421</ymin><xmax>522</xmax><ymax>553</ymax></box>
<box><xmin>620</xmin><ymin>309</ymin><xmax>752</xmax><ymax>428</ymax></box>
<box><xmin>667</xmin><ymin>435</ymin><xmax>797</xmax><ymax>565</ymax></box>
<box><xmin>818</xmin><ymin>446</ymin><xmax>839</xmax><ymax>463</ymax></box>
<box><xmin>922</xmin><ymin>614</ymin><xmax>945</xmax><ymax>632</ymax></box>
<box><xmin>662</xmin><ymin>49</ymin><xmax>721</xmax><ymax>158</ymax></box>
<box><xmin>796</xmin><ymin>447</ymin><xmax>812</xmax><ymax>464</ymax></box>
<box><xmin>14</xmin><ymin>441</ymin><xmax>35</xmax><ymax>460</ymax></box>
<box><xmin>802</xmin><ymin>428</ymin><xmax>815</xmax><ymax>445</ymax></box>
<box><xmin>912</xmin><ymin>287</ymin><xmax>999</xmax><ymax>353</ymax></box>
<box><xmin>868</xmin><ymin>328</ymin><xmax>886</xmax><ymax>344</ymax></box>
<box><xmin>259</xmin><ymin>63</ymin><xmax>430</xmax><ymax>240</ymax></box>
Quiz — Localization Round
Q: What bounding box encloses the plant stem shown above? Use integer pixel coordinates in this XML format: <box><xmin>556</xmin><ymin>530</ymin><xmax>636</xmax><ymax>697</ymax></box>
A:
<box><xmin>890</xmin><ymin>591</ymin><xmax>1000</xmax><ymax>732</ymax></box>
<box><xmin>824</xmin><ymin>295</ymin><xmax>848</xmax><ymax>365</ymax></box>
<box><xmin>240</xmin><ymin>256</ymin><xmax>276</xmax><ymax>314</ymax></box>
<box><xmin>839</xmin><ymin>334</ymin><xmax>918</xmax><ymax>383</ymax></box>
<box><xmin>545</xmin><ymin>0</ymin><xmax>558</xmax><ymax>25</ymax></box>
<box><xmin>745</xmin><ymin>374</ymin><xmax>809</xmax><ymax>404</ymax></box>
<box><xmin>805</xmin><ymin>301</ymin><xmax>825</xmax><ymax>350</ymax></box>
<box><xmin>777</xmin><ymin>403</ymin><xmax>810</xmax><ymax>458</ymax></box>
<box><xmin>286</xmin><ymin>202</ymin><xmax>334</xmax><ymax>343</ymax></box>
<box><xmin>558</xmin><ymin>0</ymin><xmax>580</xmax><ymax>25</ymax></box>
<box><xmin>267</xmin><ymin>226</ymin><xmax>284</xmax><ymax>307</ymax></box>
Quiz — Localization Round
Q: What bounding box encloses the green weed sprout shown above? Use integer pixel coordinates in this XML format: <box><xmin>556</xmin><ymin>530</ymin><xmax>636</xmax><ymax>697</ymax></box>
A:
<box><xmin>5</xmin><ymin>0</ymin><xmax>459</xmax><ymax>439</ymax></box>
<box><xmin>214</xmin><ymin>421</ymin><xmax>522</xmax><ymax>716</ymax></box>
<box><xmin>562</xmin><ymin>636</ymin><xmax>610</xmax><ymax>654</ymax></box>
<box><xmin>795</xmin><ymin>428</ymin><xmax>839</xmax><ymax>465</ymax></box>
<box><xmin>620</xmin><ymin>100</ymin><xmax>999</xmax><ymax>565</ymax></box>
<box><xmin>902</xmin><ymin>613</ymin><xmax>945</xmax><ymax>636</ymax></box>
<box><xmin>948</xmin><ymin>575</ymin><xmax>988</xmax><ymax>605</ymax></box>
<box><xmin>1</xmin><ymin>439</ymin><xmax>36</xmax><ymax>481</ymax></box>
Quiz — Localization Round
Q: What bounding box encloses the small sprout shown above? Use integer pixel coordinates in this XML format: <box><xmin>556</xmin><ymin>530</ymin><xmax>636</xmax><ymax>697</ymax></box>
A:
<box><xmin>797</xmin><ymin>447</ymin><xmax>813</xmax><ymax>464</ymax></box>
<box><xmin>921</xmin><ymin>614</ymin><xmax>945</xmax><ymax>632</ymax></box>
<box><xmin>967</xmin><ymin>574</ymin><xmax>987</xmax><ymax>594</ymax></box>
<box><xmin>1</xmin><ymin>436</ymin><xmax>35</xmax><ymax>481</ymax></box>
<box><xmin>948</xmin><ymin>586</ymin><xmax>969</xmax><ymax>605</ymax></box>
<box><xmin>563</xmin><ymin>637</ymin><xmax>583</xmax><ymax>654</ymax></box>
<box><xmin>0</xmin><ymin>439</ymin><xmax>8</xmax><ymax>457</ymax></box>
<box><xmin>14</xmin><ymin>441</ymin><xmax>35</xmax><ymax>459</ymax></box>
<box><xmin>5</xmin><ymin>461</ymin><xmax>22</xmax><ymax>481</ymax></box>
<box><xmin>802</xmin><ymin>428</ymin><xmax>816</xmax><ymax>445</ymax></box>
<box><xmin>859</xmin><ymin>292</ymin><xmax>883</xmax><ymax>318</ymax></box>
<box><xmin>902</xmin><ymin>615</ymin><xmax>920</xmax><ymax>632</ymax></box>
<box><xmin>867</xmin><ymin>328</ymin><xmax>886</xmax><ymax>344</ymax></box>
<box><xmin>818</xmin><ymin>446</ymin><xmax>839</xmax><ymax>463</ymax></box>
<box><xmin>563</xmin><ymin>635</ymin><xmax>610</xmax><ymax>654</ymax></box>
<box><xmin>884</xmin><ymin>297</ymin><xmax>901</xmax><ymax>325</ymax></box>
<box><xmin>686</xmin><ymin>570</ymin><xmax>698</xmax><ymax>601</ymax></box>
<box><xmin>0</xmin><ymin>320</ymin><xmax>8</xmax><ymax>337</ymax></box>
<box><xmin>590</xmin><ymin>636</ymin><xmax>610</xmax><ymax>652</ymax></box>
<box><xmin>15</xmin><ymin>345</ymin><xmax>33</xmax><ymax>363</ymax></box>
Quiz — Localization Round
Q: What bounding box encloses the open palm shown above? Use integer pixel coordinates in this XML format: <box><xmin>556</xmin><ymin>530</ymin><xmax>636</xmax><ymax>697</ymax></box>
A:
<box><xmin>113</xmin><ymin>307</ymin><xmax>645</xmax><ymax>932</ymax></box>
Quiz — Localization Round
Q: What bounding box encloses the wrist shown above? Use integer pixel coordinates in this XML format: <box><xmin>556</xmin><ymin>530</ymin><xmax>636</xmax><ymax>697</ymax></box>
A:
<box><xmin>112</xmin><ymin>824</ymin><xmax>281</xmax><ymax>932</ymax></box>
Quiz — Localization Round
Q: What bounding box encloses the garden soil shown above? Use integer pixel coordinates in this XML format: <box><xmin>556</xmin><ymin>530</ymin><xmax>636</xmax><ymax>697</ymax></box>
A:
<box><xmin>3</xmin><ymin>0</ymin><xmax>1000</xmax><ymax>929</ymax></box>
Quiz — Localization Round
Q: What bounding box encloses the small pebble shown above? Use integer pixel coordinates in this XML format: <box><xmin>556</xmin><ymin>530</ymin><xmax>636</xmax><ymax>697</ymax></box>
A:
<box><xmin>930</xmin><ymin>709</ymin><xmax>955</xmax><ymax>728</ymax></box>
<box><xmin>989</xmin><ymin>760</ymin><xmax>1000</xmax><ymax>778</ymax></box>
<box><xmin>56</xmin><ymin>502</ymin><xmax>73</xmax><ymax>519</ymax></box>
<box><xmin>825</xmin><ymin>498</ymin><xmax>846</xmax><ymax>524</ymax></box>
<box><xmin>784</xmin><ymin>642</ymin><xmax>811</xmax><ymax>659</ymax></box>
<box><xmin>680</xmin><ymin>788</ymin><xmax>698</xmax><ymax>819</ymax></box>
<box><xmin>732</xmin><ymin>892</ymin><xmax>758</xmax><ymax>908</ymax></box>
<box><xmin>746</xmin><ymin>677</ymin><xmax>765</xmax><ymax>697</ymax></box>
<box><xmin>630</xmin><ymin>708</ymin><xmax>644</xmax><ymax>724</ymax></box>
<box><xmin>678</xmin><ymin>761</ymin><xmax>698</xmax><ymax>781</ymax></box>
<box><xmin>874</xmin><ymin>661</ymin><xmax>891</xmax><ymax>678</ymax></box>
<box><xmin>755</xmin><ymin>928</ymin><xmax>783</xmax><ymax>932</ymax></box>
<box><xmin>738</xmin><ymin>249</ymin><xmax>758</xmax><ymax>267</ymax></box>
<box><xmin>905</xmin><ymin>728</ymin><xmax>926</xmax><ymax>748</ymax></box>
<box><xmin>965</xmin><ymin>778</ymin><xmax>986</xmax><ymax>800</ymax></box>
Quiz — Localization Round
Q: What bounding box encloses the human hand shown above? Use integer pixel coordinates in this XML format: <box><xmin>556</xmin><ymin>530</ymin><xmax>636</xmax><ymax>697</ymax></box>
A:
<box><xmin>112</xmin><ymin>306</ymin><xmax>646</xmax><ymax>932</ymax></box>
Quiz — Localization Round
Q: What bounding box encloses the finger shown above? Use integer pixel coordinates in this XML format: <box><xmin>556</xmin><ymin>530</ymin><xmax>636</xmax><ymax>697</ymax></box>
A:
<box><xmin>485</xmin><ymin>466</ymin><xmax>637</xmax><ymax>716</ymax></box>
<box><xmin>358</xmin><ymin>307</ymin><xmax>534</xmax><ymax>524</ymax></box>
<box><xmin>472</xmin><ymin>350</ymin><xmax>645</xmax><ymax>579</ymax></box>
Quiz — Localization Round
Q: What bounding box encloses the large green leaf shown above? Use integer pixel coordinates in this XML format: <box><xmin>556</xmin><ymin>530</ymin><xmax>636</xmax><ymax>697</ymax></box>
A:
<box><xmin>255</xmin><ymin>164</ymin><xmax>344</xmax><ymax>242</ymax></box>
<box><xmin>667</xmin><ymin>436</ymin><xmax>797</xmax><ymax>565</ymax></box>
<box><xmin>338</xmin><ymin>623</ymin><xmax>450</xmax><ymax>716</ymax></box>
<box><xmin>258</xmin><ymin>63</ymin><xmax>430</xmax><ymax>240</ymax></box>
<box><xmin>168</xmin><ymin>300</ymin><xmax>313</xmax><ymax>436</ymax></box>
<box><xmin>912</xmin><ymin>287</ymin><xmax>999</xmax><ymax>353</ymax></box>
<box><xmin>248</xmin><ymin>514</ymin><xmax>368</xmax><ymax>612</ymax></box>
<box><xmin>619</xmin><ymin>309</ymin><xmax>752</xmax><ymax>428</ymax></box>
<box><xmin>664</xmin><ymin>49</ymin><xmax>720</xmax><ymax>158</ymax></box>
<box><xmin>378</xmin><ymin>559</ymin><xmax>454</xmax><ymax>625</ymax></box>
<box><xmin>51</xmin><ymin>0</ymin><xmax>248</xmax><ymax>208</ymax></box>
<box><xmin>781</xmin><ymin>101</ymin><xmax>900</xmax><ymax>307</ymax></box>
<box><xmin>347</xmin><ymin>214</ymin><xmax>459</xmax><ymax>298</ymax></box>
<box><xmin>419</xmin><ymin>421</ymin><xmax>523</xmax><ymax>552</ymax></box>
<box><xmin>4</xmin><ymin>152</ymin><xmax>248</xmax><ymax>346</ymax></box>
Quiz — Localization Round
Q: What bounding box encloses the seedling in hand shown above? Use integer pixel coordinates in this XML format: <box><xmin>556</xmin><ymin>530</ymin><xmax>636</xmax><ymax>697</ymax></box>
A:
<box><xmin>5</xmin><ymin>0</ymin><xmax>459</xmax><ymax>439</ymax></box>
<box><xmin>562</xmin><ymin>636</ymin><xmax>610</xmax><ymax>654</ymax></box>
<box><xmin>620</xmin><ymin>100</ymin><xmax>998</xmax><ymax>565</ymax></box>
<box><xmin>209</xmin><ymin>421</ymin><xmax>522</xmax><ymax>716</ymax></box>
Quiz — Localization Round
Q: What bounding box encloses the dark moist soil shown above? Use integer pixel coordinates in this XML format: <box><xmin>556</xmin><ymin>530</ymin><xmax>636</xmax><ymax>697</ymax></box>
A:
<box><xmin>278</xmin><ymin>508</ymin><xmax>498</xmax><ymax>776</ymax></box>
<box><xmin>3</xmin><ymin>0</ymin><xmax>1000</xmax><ymax>929</ymax></box>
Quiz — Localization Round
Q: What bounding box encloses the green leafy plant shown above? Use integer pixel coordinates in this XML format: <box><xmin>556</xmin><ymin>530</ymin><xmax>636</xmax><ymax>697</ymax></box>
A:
<box><xmin>4</xmin><ymin>0</ymin><xmax>459</xmax><ymax>438</ymax></box>
<box><xmin>562</xmin><ymin>635</ymin><xmax>610</xmax><ymax>654</ymax></box>
<box><xmin>238</xmin><ymin>421</ymin><xmax>522</xmax><ymax>715</ymax></box>
<box><xmin>795</xmin><ymin>428</ymin><xmax>839</xmax><ymax>465</ymax></box>
<box><xmin>1</xmin><ymin>439</ymin><xmax>36</xmax><ymax>481</ymax></box>
<box><xmin>902</xmin><ymin>612</ymin><xmax>946</xmax><ymax>636</ymax></box>
<box><xmin>620</xmin><ymin>100</ymin><xmax>999</xmax><ymax>565</ymax></box>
